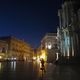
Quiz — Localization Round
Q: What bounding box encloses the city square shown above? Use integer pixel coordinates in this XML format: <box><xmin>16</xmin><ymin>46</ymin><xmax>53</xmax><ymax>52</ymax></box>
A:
<box><xmin>0</xmin><ymin>0</ymin><xmax>80</xmax><ymax>80</ymax></box>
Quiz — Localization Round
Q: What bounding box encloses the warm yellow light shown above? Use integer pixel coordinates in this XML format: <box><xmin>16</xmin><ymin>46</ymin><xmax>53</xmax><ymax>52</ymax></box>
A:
<box><xmin>33</xmin><ymin>57</ymin><xmax>36</xmax><ymax>60</ymax></box>
<box><xmin>41</xmin><ymin>50</ymin><xmax>45</xmax><ymax>54</ymax></box>
<box><xmin>0</xmin><ymin>56</ymin><xmax>2</xmax><ymax>59</ymax></box>
<box><xmin>40</xmin><ymin>50</ymin><xmax>46</xmax><ymax>61</ymax></box>
<box><xmin>40</xmin><ymin>54</ymin><xmax>45</xmax><ymax>59</ymax></box>
<box><xmin>37</xmin><ymin>56</ymin><xmax>40</xmax><ymax>63</ymax></box>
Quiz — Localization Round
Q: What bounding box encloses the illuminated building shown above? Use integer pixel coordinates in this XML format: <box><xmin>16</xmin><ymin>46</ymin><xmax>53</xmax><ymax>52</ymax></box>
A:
<box><xmin>57</xmin><ymin>0</ymin><xmax>80</xmax><ymax>59</ymax></box>
<box><xmin>37</xmin><ymin>33</ymin><xmax>57</xmax><ymax>62</ymax></box>
<box><xmin>0</xmin><ymin>36</ymin><xmax>34</xmax><ymax>61</ymax></box>
<box><xmin>0</xmin><ymin>40</ymin><xmax>8</xmax><ymax>60</ymax></box>
<box><xmin>36</xmin><ymin>44</ymin><xmax>42</xmax><ymax>62</ymax></box>
<box><xmin>32</xmin><ymin>49</ymin><xmax>37</xmax><ymax>61</ymax></box>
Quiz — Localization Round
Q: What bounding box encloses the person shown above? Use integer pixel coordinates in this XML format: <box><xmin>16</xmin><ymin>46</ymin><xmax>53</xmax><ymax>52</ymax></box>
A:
<box><xmin>40</xmin><ymin>58</ymin><xmax>45</xmax><ymax>71</ymax></box>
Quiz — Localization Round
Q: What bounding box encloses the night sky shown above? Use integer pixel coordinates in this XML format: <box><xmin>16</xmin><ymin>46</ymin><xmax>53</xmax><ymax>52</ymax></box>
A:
<box><xmin>0</xmin><ymin>0</ymin><xmax>63</xmax><ymax>48</ymax></box>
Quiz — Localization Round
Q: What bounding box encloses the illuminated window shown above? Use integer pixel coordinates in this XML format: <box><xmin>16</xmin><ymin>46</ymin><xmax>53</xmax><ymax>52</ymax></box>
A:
<box><xmin>47</xmin><ymin>42</ymin><xmax>52</xmax><ymax>49</ymax></box>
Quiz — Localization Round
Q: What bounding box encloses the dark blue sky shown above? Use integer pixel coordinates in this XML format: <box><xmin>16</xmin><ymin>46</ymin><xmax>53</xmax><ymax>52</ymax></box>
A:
<box><xmin>0</xmin><ymin>0</ymin><xmax>63</xmax><ymax>48</ymax></box>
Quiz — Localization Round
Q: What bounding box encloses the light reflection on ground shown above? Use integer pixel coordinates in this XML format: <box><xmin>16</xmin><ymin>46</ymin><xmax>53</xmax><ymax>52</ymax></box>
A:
<box><xmin>0</xmin><ymin>61</ymin><xmax>80</xmax><ymax>80</ymax></box>
<box><xmin>11</xmin><ymin>61</ymin><xmax>16</xmax><ymax>71</ymax></box>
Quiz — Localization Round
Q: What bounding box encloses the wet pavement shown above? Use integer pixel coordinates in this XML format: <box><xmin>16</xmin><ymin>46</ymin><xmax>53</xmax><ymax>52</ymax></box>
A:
<box><xmin>44</xmin><ymin>63</ymin><xmax>80</xmax><ymax>80</ymax></box>
<box><xmin>0</xmin><ymin>61</ymin><xmax>80</xmax><ymax>80</ymax></box>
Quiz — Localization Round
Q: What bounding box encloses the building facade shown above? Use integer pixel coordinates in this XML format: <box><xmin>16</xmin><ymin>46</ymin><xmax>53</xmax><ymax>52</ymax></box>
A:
<box><xmin>57</xmin><ymin>0</ymin><xmax>80</xmax><ymax>59</ymax></box>
<box><xmin>0</xmin><ymin>36</ymin><xmax>34</xmax><ymax>61</ymax></box>
<box><xmin>36</xmin><ymin>45</ymin><xmax>42</xmax><ymax>62</ymax></box>
<box><xmin>40</xmin><ymin>33</ymin><xmax>57</xmax><ymax>62</ymax></box>
<box><xmin>0</xmin><ymin>40</ymin><xmax>8</xmax><ymax>60</ymax></box>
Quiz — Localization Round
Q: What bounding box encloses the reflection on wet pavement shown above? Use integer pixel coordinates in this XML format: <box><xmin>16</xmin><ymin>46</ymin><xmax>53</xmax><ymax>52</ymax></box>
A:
<box><xmin>0</xmin><ymin>61</ymin><xmax>80</xmax><ymax>80</ymax></box>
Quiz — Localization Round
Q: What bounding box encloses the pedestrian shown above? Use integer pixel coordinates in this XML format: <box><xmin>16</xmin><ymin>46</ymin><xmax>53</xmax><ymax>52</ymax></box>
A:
<box><xmin>40</xmin><ymin>58</ymin><xmax>45</xmax><ymax>71</ymax></box>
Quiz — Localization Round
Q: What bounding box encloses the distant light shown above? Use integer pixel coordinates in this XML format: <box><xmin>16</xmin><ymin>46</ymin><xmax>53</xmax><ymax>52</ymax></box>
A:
<box><xmin>45</xmin><ymin>42</ymin><xmax>52</xmax><ymax>49</ymax></box>
<box><xmin>40</xmin><ymin>54</ymin><xmax>45</xmax><ymax>59</ymax></box>
<box><xmin>40</xmin><ymin>50</ymin><xmax>46</xmax><ymax>61</ymax></box>
<box><xmin>33</xmin><ymin>57</ymin><xmax>36</xmax><ymax>60</ymax></box>
<box><xmin>37</xmin><ymin>56</ymin><xmax>40</xmax><ymax>63</ymax></box>
<box><xmin>11</xmin><ymin>57</ymin><xmax>16</xmax><ymax>60</ymax></box>
<box><xmin>56</xmin><ymin>53</ymin><xmax>59</xmax><ymax>60</ymax></box>
<box><xmin>0</xmin><ymin>56</ymin><xmax>2</xmax><ymax>59</ymax></box>
<box><xmin>48</xmin><ymin>44</ymin><xmax>52</xmax><ymax>49</ymax></box>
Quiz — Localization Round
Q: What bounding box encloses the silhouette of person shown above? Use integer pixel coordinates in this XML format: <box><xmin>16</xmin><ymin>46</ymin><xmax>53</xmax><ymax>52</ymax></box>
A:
<box><xmin>40</xmin><ymin>58</ymin><xmax>45</xmax><ymax>71</ymax></box>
